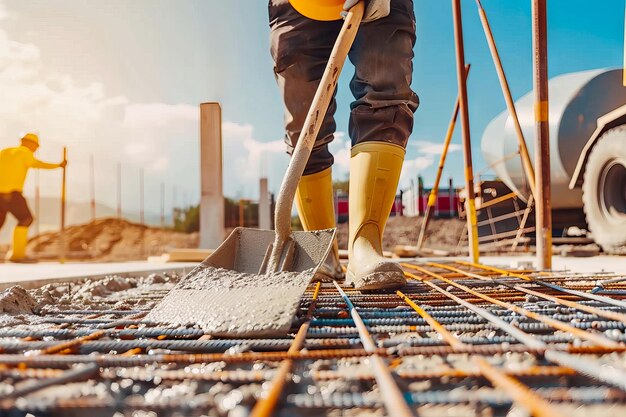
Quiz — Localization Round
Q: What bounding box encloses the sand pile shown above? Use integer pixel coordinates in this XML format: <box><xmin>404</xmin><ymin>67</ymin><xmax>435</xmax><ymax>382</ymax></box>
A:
<box><xmin>22</xmin><ymin>218</ymin><xmax>198</xmax><ymax>261</ymax></box>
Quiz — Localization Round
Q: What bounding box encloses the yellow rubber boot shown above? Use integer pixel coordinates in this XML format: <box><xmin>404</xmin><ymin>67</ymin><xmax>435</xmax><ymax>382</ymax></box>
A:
<box><xmin>6</xmin><ymin>226</ymin><xmax>29</xmax><ymax>262</ymax></box>
<box><xmin>347</xmin><ymin>142</ymin><xmax>406</xmax><ymax>290</ymax></box>
<box><xmin>295</xmin><ymin>167</ymin><xmax>344</xmax><ymax>281</ymax></box>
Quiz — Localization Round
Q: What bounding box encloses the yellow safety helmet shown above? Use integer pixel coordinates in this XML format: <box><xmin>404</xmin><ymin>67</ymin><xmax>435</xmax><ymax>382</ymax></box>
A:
<box><xmin>20</xmin><ymin>133</ymin><xmax>40</xmax><ymax>147</ymax></box>
<box><xmin>289</xmin><ymin>0</ymin><xmax>344</xmax><ymax>21</ymax></box>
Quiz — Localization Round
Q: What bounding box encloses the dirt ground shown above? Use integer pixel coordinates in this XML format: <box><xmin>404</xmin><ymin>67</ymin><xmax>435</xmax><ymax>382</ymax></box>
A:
<box><xmin>16</xmin><ymin>218</ymin><xmax>198</xmax><ymax>262</ymax></box>
<box><xmin>336</xmin><ymin>216</ymin><xmax>465</xmax><ymax>251</ymax></box>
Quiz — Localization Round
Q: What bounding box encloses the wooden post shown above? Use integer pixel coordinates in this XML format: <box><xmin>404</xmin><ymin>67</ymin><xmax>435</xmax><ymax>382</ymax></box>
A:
<box><xmin>532</xmin><ymin>0</ymin><xmax>552</xmax><ymax>269</ymax></box>
<box><xmin>59</xmin><ymin>147</ymin><xmax>67</xmax><ymax>263</ymax></box>
<box><xmin>452</xmin><ymin>0</ymin><xmax>480</xmax><ymax>262</ymax></box>
<box><xmin>475</xmin><ymin>0</ymin><xmax>536</xmax><ymax>196</ymax></box>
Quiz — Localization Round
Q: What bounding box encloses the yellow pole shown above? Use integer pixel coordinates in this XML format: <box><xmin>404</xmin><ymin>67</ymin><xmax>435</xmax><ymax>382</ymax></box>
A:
<box><xmin>59</xmin><ymin>147</ymin><xmax>67</xmax><ymax>264</ymax></box>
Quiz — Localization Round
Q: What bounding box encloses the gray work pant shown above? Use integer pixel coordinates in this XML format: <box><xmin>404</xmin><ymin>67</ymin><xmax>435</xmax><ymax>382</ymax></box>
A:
<box><xmin>269</xmin><ymin>0</ymin><xmax>419</xmax><ymax>175</ymax></box>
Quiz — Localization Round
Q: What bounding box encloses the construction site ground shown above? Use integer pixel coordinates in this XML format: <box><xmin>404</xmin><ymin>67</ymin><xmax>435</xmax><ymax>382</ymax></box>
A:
<box><xmin>0</xmin><ymin>252</ymin><xmax>625</xmax><ymax>416</ymax></box>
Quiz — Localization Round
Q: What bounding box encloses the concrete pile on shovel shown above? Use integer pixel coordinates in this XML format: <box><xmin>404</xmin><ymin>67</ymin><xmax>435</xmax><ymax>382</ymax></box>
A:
<box><xmin>146</xmin><ymin>4</ymin><xmax>365</xmax><ymax>337</ymax></box>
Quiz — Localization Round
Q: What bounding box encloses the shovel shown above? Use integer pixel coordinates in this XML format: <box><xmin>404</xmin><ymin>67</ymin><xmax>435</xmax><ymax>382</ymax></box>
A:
<box><xmin>146</xmin><ymin>2</ymin><xmax>365</xmax><ymax>337</ymax></box>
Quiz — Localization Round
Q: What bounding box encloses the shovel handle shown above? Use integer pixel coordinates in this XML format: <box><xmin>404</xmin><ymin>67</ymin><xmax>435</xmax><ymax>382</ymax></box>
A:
<box><xmin>272</xmin><ymin>2</ymin><xmax>364</xmax><ymax>244</ymax></box>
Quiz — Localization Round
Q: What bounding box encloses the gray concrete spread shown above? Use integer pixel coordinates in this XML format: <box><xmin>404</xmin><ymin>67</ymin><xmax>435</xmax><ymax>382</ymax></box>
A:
<box><xmin>145</xmin><ymin>266</ymin><xmax>313</xmax><ymax>337</ymax></box>
<box><xmin>145</xmin><ymin>227</ymin><xmax>335</xmax><ymax>337</ymax></box>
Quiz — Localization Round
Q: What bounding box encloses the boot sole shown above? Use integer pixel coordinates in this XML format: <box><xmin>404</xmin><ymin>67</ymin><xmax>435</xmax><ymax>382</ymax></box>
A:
<box><xmin>345</xmin><ymin>269</ymin><xmax>406</xmax><ymax>291</ymax></box>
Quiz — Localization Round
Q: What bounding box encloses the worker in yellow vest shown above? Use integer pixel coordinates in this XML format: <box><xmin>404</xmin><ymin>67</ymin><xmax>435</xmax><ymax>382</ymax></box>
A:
<box><xmin>0</xmin><ymin>133</ymin><xmax>66</xmax><ymax>262</ymax></box>
<box><xmin>269</xmin><ymin>0</ymin><xmax>418</xmax><ymax>289</ymax></box>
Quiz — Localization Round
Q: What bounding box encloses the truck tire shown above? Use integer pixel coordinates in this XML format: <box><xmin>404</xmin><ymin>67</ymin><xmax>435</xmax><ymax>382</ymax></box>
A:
<box><xmin>582</xmin><ymin>127</ymin><xmax>626</xmax><ymax>252</ymax></box>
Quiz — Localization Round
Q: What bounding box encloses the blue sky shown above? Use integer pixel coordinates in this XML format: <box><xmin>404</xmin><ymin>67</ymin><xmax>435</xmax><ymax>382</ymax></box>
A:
<box><xmin>0</xmin><ymin>0</ymin><xmax>623</xmax><ymax>217</ymax></box>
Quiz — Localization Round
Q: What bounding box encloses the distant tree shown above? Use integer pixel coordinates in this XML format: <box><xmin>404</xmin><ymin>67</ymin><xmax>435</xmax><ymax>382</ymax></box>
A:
<box><xmin>173</xmin><ymin>205</ymin><xmax>200</xmax><ymax>233</ymax></box>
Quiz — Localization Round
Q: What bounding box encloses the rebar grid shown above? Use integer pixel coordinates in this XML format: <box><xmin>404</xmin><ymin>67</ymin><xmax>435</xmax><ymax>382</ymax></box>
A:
<box><xmin>0</xmin><ymin>262</ymin><xmax>625</xmax><ymax>417</ymax></box>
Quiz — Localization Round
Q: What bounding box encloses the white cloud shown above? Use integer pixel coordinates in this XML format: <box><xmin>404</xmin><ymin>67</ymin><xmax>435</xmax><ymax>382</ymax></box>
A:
<box><xmin>400</xmin><ymin>155</ymin><xmax>434</xmax><ymax>189</ymax></box>
<box><xmin>222</xmin><ymin>121</ymin><xmax>287</xmax><ymax>198</ymax></box>
<box><xmin>124</xmin><ymin>102</ymin><xmax>198</xmax><ymax>128</ymax></box>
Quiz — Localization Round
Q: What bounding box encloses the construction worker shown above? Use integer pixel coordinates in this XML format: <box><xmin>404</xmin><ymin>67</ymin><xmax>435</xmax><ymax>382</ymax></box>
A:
<box><xmin>270</xmin><ymin>0</ymin><xmax>418</xmax><ymax>289</ymax></box>
<box><xmin>0</xmin><ymin>133</ymin><xmax>66</xmax><ymax>262</ymax></box>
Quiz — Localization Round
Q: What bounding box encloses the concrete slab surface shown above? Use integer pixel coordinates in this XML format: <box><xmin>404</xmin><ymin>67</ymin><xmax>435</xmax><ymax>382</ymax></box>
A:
<box><xmin>0</xmin><ymin>261</ymin><xmax>198</xmax><ymax>290</ymax></box>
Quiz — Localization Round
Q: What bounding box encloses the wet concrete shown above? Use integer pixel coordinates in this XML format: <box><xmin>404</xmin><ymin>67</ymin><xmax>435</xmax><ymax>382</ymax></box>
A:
<box><xmin>145</xmin><ymin>266</ymin><xmax>315</xmax><ymax>337</ymax></box>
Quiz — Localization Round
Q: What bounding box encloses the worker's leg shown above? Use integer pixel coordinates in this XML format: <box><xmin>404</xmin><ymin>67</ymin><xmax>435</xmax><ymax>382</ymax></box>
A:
<box><xmin>269</xmin><ymin>0</ymin><xmax>343</xmax><ymax>174</ymax></box>
<box><xmin>345</xmin><ymin>0</ymin><xmax>419</xmax><ymax>290</ymax></box>
<box><xmin>6</xmin><ymin>192</ymin><xmax>34</xmax><ymax>262</ymax></box>
<box><xmin>269</xmin><ymin>1</ymin><xmax>344</xmax><ymax>279</ymax></box>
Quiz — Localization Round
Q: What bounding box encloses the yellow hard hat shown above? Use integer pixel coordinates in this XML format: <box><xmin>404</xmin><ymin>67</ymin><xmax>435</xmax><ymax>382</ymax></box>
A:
<box><xmin>20</xmin><ymin>133</ymin><xmax>40</xmax><ymax>147</ymax></box>
<box><xmin>289</xmin><ymin>0</ymin><xmax>344</xmax><ymax>21</ymax></box>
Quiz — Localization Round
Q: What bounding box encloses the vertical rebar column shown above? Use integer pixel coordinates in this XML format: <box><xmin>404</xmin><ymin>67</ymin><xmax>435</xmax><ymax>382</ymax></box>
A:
<box><xmin>90</xmin><ymin>154</ymin><xmax>96</xmax><ymax>222</ymax></box>
<box><xmin>117</xmin><ymin>162</ymin><xmax>122</xmax><ymax>219</ymax></box>
<box><xmin>452</xmin><ymin>0</ymin><xmax>479</xmax><ymax>262</ymax></box>
<box><xmin>199</xmin><ymin>102</ymin><xmax>225</xmax><ymax>248</ymax></box>
<box><xmin>532</xmin><ymin>0</ymin><xmax>552</xmax><ymax>269</ymax></box>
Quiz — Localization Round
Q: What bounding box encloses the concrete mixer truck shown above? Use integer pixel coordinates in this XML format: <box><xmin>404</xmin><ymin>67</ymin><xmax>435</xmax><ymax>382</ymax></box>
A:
<box><xmin>482</xmin><ymin>68</ymin><xmax>626</xmax><ymax>252</ymax></box>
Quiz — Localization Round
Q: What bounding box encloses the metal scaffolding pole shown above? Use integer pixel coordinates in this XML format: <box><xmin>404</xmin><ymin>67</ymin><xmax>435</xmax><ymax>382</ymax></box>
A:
<box><xmin>451</xmin><ymin>0</ymin><xmax>479</xmax><ymax>262</ymax></box>
<box><xmin>532</xmin><ymin>0</ymin><xmax>552</xmax><ymax>269</ymax></box>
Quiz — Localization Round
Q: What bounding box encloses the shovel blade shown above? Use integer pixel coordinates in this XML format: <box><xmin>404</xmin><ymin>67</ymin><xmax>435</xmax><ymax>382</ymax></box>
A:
<box><xmin>145</xmin><ymin>227</ymin><xmax>336</xmax><ymax>337</ymax></box>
